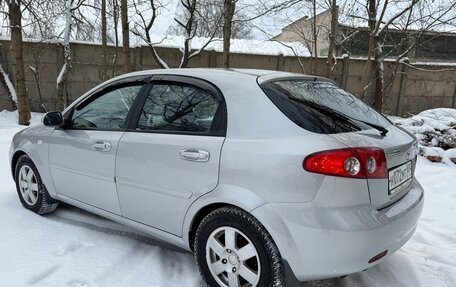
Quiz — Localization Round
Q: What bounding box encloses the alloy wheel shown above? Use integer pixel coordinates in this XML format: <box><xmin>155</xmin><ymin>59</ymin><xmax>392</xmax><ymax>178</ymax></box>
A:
<box><xmin>206</xmin><ymin>226</ymin><xmax>261</xmax><ymax>287</ymax></box>
<box><xmin>18</xmin><ymin>165</ymin><xmax>39</xmax><ymax>206</ymax></box>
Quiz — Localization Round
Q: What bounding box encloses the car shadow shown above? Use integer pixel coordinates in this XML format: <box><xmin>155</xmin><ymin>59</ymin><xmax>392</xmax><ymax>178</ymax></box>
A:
<box><xmin>49</xmin><ymin>203</ymin><xmax>191</xmax><ymax>254</ymax></box>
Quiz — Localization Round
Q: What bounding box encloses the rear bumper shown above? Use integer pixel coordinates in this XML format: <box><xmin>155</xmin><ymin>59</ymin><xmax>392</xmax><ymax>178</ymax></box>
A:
<box><xmin>251</xmin><ymin>177</ymin><xmax>424</xmax><ymax>282</ymax></box>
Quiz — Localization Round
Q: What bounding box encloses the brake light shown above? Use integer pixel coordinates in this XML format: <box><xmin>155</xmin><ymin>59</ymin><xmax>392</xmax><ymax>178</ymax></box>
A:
<box><xmin>303</xmin><ymin>148</ymin><xmax>387</xmax><ymax>179</ymax></box>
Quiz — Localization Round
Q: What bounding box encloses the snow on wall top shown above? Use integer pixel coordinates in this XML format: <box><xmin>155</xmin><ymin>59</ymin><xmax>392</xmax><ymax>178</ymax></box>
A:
<box><xmin>145</xmin><ymin>35</ymin><xmax>311</xmax><ymax>57</ymax></box>
<box><xmin>0</xmin><ymin>35</ymin><xmax>310</xmax><ymax>57</ymax></box>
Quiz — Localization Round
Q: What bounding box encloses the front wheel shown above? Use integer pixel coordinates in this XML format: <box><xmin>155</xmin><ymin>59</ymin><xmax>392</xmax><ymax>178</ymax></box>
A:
<box><xmin>15</xmin><ymin>155</ymin><xmax>59</xmax><ymax>215</ymax></box>
<box><xmin>194</xmin><ymin>207</ymin><xmax>284</xmax><ymax>287</ymax></box>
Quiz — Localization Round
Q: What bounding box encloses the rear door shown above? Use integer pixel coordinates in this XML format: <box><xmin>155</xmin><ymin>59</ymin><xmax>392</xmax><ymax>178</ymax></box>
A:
<box><xmin>115</xmin><ymin>76</ymin><xmax>226</xmax><ymax>236</ymax></box>
<box><xmin>49</xmin><ymin>82</ymin><xmax>146</xmax><ymax>214</ymax></box>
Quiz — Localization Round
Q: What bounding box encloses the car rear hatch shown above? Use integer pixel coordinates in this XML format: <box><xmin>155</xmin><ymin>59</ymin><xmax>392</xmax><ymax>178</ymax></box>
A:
<box><xmin>330</xmin><ymin>127</ymin><xmax>418</xmax><ymax>208</ymax></box>
<box><xmin>258</xmin><ymin>76</ymin><xmax>418</xmax><ymax>208</ymax></box>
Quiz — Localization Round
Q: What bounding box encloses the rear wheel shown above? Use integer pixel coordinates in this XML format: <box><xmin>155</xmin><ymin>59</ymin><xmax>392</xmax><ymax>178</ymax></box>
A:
<box><xmin>194</xmin><ymin>207</ymin><xmax>284</xmax><ymax>287</ymax></box>
<box><xmin>15</xmin><ymin>155</ymin><xmax>59</xmax><ymax>215</ymax></box>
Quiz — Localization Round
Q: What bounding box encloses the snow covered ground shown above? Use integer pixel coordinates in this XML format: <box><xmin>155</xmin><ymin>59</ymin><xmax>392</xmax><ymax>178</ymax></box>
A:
<box><xmin>1</xmin><ymin>110</ymin><xmax>455</xmax><ymax>287</ymax></box>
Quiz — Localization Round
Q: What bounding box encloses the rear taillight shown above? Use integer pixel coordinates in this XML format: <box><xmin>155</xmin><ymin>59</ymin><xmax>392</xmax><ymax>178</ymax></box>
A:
<box><xmin>303</xmin><ymin>147</ymin><xmax>387</xmax><ymax>179</ymax></box>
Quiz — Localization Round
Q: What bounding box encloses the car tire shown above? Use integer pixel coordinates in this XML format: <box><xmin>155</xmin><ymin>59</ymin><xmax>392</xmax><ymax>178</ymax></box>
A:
<box><xmin>15</xmin><ymin>155</ymin><xmax>59</xmax><ymax>215</ymax></box>
<box><xmin>194</xmin><ymin>206</ymin><xmax>284</xmax><ymax>287</ymax></box>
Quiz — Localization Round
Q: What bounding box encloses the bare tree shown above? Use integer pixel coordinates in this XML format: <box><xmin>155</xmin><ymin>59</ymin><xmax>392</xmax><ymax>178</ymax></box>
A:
<box><xmin>0</xmin><ymin>39</ymin><xmax>17</xmax><ymax>109</ymax></box>
<box><xmin>7</xmin><ymin>0</ymin><xmax>30</xmax><ymax>124</ymax></box>
<box><xmin>382</xmin><ymin>2</ymin><xmax>456</xmax><ymax>111</ymax></box>
<box><xmin>56</xmin><ymin>0</ymin><xmax>76</xmax><ymax>111</ymax></box>
<box><xmin>362</xmin><ymin>0</ymin><xmax>419</xmax><ymax>111</ymax></box>
<box><xmin>172</xmin><ymin>0</ymin><xmax>252</xmax><ymax>39</ymax></box>
<box><xmin>222</xmin><ymin>0</ymin><xmax>236</xmax><ymax>68</ymax></box>
<box><xmin>175</xmin><ymin>0</ymin><xmax>211</xmax><ymax>68</ymax></box>
<box><xmin>29</xmin><ymin>44</ymin><xmax>49</xmax><ymax>112</ymax></box>
<box><xmin>132</xmin><ymin>0</ymin><xmax>218</xmax><ymax>69</ymax></box>
<box><xmin>326</xmin><ymin>0</ymin><xmax>337</xmax><ymax>77</ymax></box>
<box><xmin>311</xmin><ymin>0</ymin><xmax>317</xmax><ymax>74</ymax></box>
<box><xmin>1</xmin><ymin>0</ymin><xmax>114</xmax><ymax>112</ymax></box>
<box><xmin>0</xmin><ymin>61</ymin><xmax>17</xmax><ymax>110</ymax></box>
<box><xmin>101</xmin><ymin>0</ymin><xmax>108</xmax><ymax>79</ymax></box>
<box><xmin>111</xmin><ymin>0</ymin><xmax>120</xmax><ymax>77</ymax></box>
<box><xmin>221</xmin><ymin>0</ymin><xmax>302</xmax><ymax>68</ymax></box>
<box><xmin>121</xmin><ymin>0</ymin><xmax>131</xmax><ymax>73</ymax></box>
<box><xmin>56</xmin><ymin>0</ymin><xmax>97</xmax><ymax>110</ymax></box>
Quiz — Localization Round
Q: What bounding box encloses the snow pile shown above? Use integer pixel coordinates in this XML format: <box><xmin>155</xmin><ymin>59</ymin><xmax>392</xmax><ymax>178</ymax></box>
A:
<box><xmin>148</xmin><ymin>34</ymin><xmax>311</xmax><ymax>57</ymax></box>
<box><xmin>393</xmin><ymin>108</ymin><xmax>456</xmax><ymax>162</ymax></box>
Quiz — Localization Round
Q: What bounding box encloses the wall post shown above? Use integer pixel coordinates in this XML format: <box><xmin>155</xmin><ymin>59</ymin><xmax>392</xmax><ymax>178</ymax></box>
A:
<box><xmin>277</xmin><ymin>53</ymin><xmax>285</xmax><ymax>71</ymax></box>
<box><xmin>396</xmin><ymin>63</ymin><xmax>409</xmax><ymax>116</ymax></box>
<box><xmin>208</xmin><ymin>50</ymin><xmax>217</xmax><ymax>68</ymax></box>
<box><xmin>340</xmin><ymin>55</ymin><xmax>349</xmax><ymax>89</ymax></box>
<box><xmin>134</xmin><ymin>46</ymin><xmax>142</xmax><ymax>71</ymax></box>
<box><xmin>452</xmin><ymin>81</ymin><xmax>456</xmax><ymax>108</ymax></box>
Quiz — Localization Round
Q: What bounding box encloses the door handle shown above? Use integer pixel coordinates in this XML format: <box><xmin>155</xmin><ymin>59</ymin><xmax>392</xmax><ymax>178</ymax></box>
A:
<box><xmin>179</xmin><ymin>149</ymin><xmax>210</xmax><ymax>162</ymax></box>
<box><xmin>91</xmin><ymin>141</ymin><xmax>111</xmax><ymax>151</ymax></box>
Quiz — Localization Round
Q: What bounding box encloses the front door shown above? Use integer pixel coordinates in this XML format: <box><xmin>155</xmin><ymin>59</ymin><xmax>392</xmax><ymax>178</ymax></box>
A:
<box><xmin>116</xmin><ymin>77</ymin><xmax>226</xmax><ymax>235</ymax></box>
<box><xmin>49</xmin><ymin>83</ymin><xmax>144</xmax><ymax>214</ymax></box>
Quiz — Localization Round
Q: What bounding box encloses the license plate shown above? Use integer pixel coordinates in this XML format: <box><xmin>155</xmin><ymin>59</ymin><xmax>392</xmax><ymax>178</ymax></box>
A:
<box><xmin>388</xmin><ymin>161</ymin><xmax>412</xmax><ymax>195</ymax></box>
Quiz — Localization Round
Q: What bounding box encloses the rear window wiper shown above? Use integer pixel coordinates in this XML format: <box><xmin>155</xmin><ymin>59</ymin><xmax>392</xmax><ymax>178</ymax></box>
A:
<box><xmin>287</xmin><ymin>97</ymin><xmax>361</xmax><ymax>131</ymax></box>
<box><xmin>287</xmin><ymin>97</ymin><xmax>389</xmax><ymax>137</ymax></box>
<box><xmin>354</xmin><ymin>119</ymin><xmax>389</xmax><ymax>136</ymax></box>
<box><xmin>323</xmin><ymin>106</ymin><xmax>389</xmax><ymax>136</ymax></box>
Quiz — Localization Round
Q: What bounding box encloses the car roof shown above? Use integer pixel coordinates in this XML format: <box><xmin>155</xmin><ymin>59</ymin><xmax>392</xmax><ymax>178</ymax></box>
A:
<box><xmin>109</xmin><ymin>68</ymin><xmax>329</xmax><ymax>84</ymax></box>
<box><xmin>68</xmin><ymin>68</ymin><xmax>333</xmax><ymax>116</ymax></box>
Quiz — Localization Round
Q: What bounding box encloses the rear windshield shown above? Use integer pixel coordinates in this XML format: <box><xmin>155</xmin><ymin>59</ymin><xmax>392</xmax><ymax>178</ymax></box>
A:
<box><xmin>260</xmin><ymin>80</ymin><xmax>390</xmax><ymax>134</ymax></box>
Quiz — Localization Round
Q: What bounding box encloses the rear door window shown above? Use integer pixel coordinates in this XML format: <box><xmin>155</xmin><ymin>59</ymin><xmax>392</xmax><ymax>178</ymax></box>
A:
<box><xmin>260</xmin><ymin>80</ymin><xmax>390</xmax><ymax>134</ymax></box>
<box><xmin>136</xmin><ymin>83</ymin><xmax>220</xmax><ymax>134</ymax></box>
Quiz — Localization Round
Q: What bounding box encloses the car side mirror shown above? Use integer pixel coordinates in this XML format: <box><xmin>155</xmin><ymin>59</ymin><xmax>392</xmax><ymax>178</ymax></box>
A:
<box><xmin>43</xmin><ymin>111</ymin><xmax>64</xmax><ymax>127</ymax></box>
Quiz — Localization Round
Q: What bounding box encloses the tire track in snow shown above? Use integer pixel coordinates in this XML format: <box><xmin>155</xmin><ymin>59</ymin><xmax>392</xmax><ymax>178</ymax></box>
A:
<box><xmin>27</xmin><ymin>265</ymin><xmax>61</xmax><ymax>285</ymax></box>
<box><xmin>48</xmin><ymin>209</ymin><xmax>187</xmax><ymax>253</ymax></box>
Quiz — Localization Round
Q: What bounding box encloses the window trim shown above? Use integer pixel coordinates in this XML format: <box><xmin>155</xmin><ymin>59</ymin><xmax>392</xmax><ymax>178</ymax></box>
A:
<box><xmin>127</xmin><ymin>75</ymin><xmax>227</xmax><ymax>137</ymax></box>
<box><xmin>62</xmin><ymin>81</ymin><xmax>150</xmax><ymax>132</ymax></box>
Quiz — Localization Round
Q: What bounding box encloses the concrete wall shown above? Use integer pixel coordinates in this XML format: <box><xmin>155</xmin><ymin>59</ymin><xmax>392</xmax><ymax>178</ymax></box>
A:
<box><xmin>0</xmin><ymin>39</ymin><xmax>455</xmax><ymax>116</ymax></box>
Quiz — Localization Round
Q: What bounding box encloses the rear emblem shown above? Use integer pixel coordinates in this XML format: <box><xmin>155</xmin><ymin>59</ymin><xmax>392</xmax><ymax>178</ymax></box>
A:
<box><xmin>387</xmin><ymin>149</ymin><xmax>402</xmax><ymax>157</ymax></box>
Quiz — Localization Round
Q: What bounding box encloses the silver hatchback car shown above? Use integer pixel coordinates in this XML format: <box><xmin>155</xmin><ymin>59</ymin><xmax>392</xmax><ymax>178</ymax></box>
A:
<box><xmin>9</xmin><ymin>69</ymin><xmax>423</xmax><ymax>287</ymax></box>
